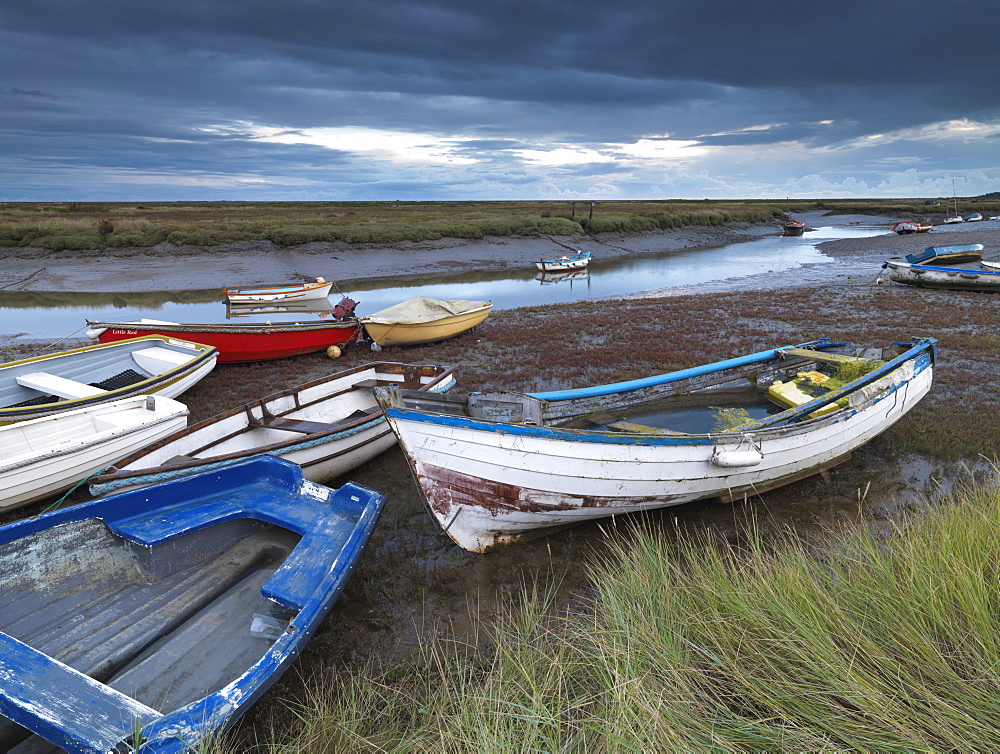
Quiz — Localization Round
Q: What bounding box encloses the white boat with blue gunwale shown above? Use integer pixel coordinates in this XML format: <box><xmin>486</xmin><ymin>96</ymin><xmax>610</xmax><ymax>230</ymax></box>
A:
<box><xmin>536</xmin><ymin>250</ymin><xmax>591</xmax><ymax>272</ymax></box>
<box><xmin>882</xmin><ymin>260</ymin><xmax>1000</xmax><ymax>291</ymax></box>
<box><xmin>375</xmin><ymin>338</ymin><xmax>936</xmax><ymax>552</ymax></box>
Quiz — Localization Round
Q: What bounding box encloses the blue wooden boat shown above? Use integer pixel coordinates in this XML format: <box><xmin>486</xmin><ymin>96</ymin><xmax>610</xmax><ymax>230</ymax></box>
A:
<box><xmin>904</xmin><ymin>243</ymin><xmax>984</xmax><ymax>264</ymax></box>
<box><xmin>0</xmin><ymin>456</ymin><xmax>384</xmax><ymax>752</ymax></box>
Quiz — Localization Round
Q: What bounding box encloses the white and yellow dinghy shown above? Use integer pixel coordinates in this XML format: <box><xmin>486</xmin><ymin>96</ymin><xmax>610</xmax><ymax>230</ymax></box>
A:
<box><xmin>0</xmin><ymin>336</ymin><xmax>217</xmax><ymax>424</ymax></box>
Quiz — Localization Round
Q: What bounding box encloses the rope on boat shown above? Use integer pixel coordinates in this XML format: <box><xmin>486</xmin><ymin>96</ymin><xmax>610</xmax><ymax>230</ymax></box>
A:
<box><xmin>27</xmin><ymin>323</ymin><xmax>91</xmax><ymax>356</ymax></box>
<box><xmin>42</xmin><ymin>469</ymin><xmax>107</xmax><ymax>513</ymax></box>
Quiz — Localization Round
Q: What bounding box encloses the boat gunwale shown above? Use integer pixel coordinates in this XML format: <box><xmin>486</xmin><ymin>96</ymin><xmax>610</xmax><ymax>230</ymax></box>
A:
<box><xmin>360</xmin><ymin>301</ymin><xmax>492</xmax><ymax>326</ymax></box>
<box><xmin>0</xmin><ymin>457</ymin><xmax>386</xmax><ymax>750</ymax></box>
<box><xmin>86</xmin><ymin>319</ymin><xmax>361</xmax><ymax>335</ymax></box>
<box><xmin>380</xmin><ymin>339</ymin><xmax>935</xmax><ymax>445</ymax></box>
<box><xmin>90</xmin><ymin>362</ymin><xmax>455</xmax><ymax>487</ymax></box>
<box><xmin>0</xmin><ymin>336</ymin><xmax>217</xmax><ymax>421</ymax></box>
<box><xmin>885</xmin><ymin>260</ymin><xmax>1000</xmax><ymax>275</ymax></box>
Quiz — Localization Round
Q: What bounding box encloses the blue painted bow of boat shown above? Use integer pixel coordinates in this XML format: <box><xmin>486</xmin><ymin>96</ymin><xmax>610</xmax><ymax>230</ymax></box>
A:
<box><xmin>0</xmin><ymin>456</ymin><xmax>385</xmax><ymax>753</ymax></box>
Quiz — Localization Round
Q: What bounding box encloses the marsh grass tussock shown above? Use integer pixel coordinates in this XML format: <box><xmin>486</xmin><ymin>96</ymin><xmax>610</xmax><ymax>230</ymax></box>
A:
<box><xmin>252</xmin><ymin>476</ymin><xmax>1000</xmax><ymax>752</ymax></box>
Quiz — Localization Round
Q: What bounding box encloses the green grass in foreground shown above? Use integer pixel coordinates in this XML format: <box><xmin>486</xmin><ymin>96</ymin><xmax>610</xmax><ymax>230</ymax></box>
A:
<box><xmin>250</xmin><ymin>473</ymin><xmax>1000</xmax><ymax>752</ymax></box>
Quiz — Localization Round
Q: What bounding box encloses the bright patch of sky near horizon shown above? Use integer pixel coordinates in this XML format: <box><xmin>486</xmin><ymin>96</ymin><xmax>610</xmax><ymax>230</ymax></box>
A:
<box><xmin>1</xmin><ymin>1</ymin><xmax>998</xmax><ymax>201</ymax></box>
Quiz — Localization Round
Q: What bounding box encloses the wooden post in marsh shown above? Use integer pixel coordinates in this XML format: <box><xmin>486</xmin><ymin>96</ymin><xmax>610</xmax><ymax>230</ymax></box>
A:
<box><xmin>589</xmin><ymin>202</ymin><xmax>595</xmax><ymax>219</ymax></box>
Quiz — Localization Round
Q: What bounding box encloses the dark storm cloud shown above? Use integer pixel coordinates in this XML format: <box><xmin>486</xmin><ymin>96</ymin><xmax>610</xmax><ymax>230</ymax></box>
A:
<box><xmin>1</xmin><ymin>0</ymin><xmax>998</xmax><ymax>199</ymax></box>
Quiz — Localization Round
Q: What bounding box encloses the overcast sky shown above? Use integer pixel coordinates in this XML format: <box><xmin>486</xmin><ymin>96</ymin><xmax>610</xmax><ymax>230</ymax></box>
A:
<box><xmin>2</xmin><ymin>0</ymin><xmax>999</xmax><ymax>202</ymax></box>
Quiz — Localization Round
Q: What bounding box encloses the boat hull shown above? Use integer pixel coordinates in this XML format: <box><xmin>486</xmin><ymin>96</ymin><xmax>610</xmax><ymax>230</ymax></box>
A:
<box><xmin>89</xmin><ymin>363</ymin><xmax>456</xmax><ymax>496</ymax></box>
<box><xmin>381</xmin><ymin>344</ymin><xmax>934</xmax><ymax>552</ymax></box>
<box><xmin>89</xmin><ymin>321</ymin><xmax>362</xmax><ymax>362</ymax></box>
<box><xmin>363</xmin><ymin>305</ymin><xmax>492</xmax><ymax>347</ymax></box>
<box><xmin>0</xmin><ymin>336</ymin><xmax>217</xmax><ymax>424</ymax></box>
<box><xmin>884</xmin><ymin>261</ymin><xmax>1000</xmax><ymax>291</ymax></box>
<box><xmin>223</xmin><ymin>280</ymin><xmax>334</xmax><ymax>303</ymax></box>
<box><xmin>0</xmin><ymin>395</ymin><xmax>188</xmax><ymax>511</ymax></box>
<box><xmin>782</xmin><ymin>222</ymin><xmax>805</xmax><ymax>236</ymax></box>
<box><xmin>0</xmin><ymin>457</ymin><xmax>384</xmax><ymax>752</ymax></box>
<box><xmin>535</xmin><ymin>251</ymin><xmax>591</xmax><ymax>272</ymax></box>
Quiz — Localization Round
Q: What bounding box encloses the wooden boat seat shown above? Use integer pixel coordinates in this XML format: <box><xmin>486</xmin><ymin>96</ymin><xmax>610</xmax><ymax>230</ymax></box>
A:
<box><xmin>0</xmin><ymin>632</ymin><xmax>161</xmax><ymax>750</ymax></box>
<box><xmin>604</xmin><ymin>420</ymin><xmax>692</xmax><ymax>436</ymax></box>
<box><xmin>15</xmin><ymin>372</ymin><xmax>109</xmax><ymax>400</ymax></box>
<box><xmin>247</xmin><ymin>416</ymin><xmax>343</xmax><ymax>434</ymax></box>
<box><xmin>130</xmin><ymin>346</ymin><xmax>192</xmax><ymax>375</ymax></box>
<box><xmin>352</xmin><ymin>378</ymin><xmax>424</xmax><ymax>390</ymax></box>
<box><xmin>163</xmin><ymin>454</ymin><xmax>201</xmax><ymax>467</ymax></box>
<box><xmin>777</xmin><ymin>348</ymin><xmax>866</xmax><ymax>364</ymax></box>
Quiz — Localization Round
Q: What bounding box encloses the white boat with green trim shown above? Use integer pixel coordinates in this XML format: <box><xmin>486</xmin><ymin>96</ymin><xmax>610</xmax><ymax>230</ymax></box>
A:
<box><xmin>375</xmin><ymin>338</ymin><xmax>936</xmax><ymax>552</ymax></box>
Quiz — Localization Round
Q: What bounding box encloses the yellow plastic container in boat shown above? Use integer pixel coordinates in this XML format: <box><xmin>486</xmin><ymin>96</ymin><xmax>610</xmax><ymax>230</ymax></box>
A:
<box><xmin>768</xmin><ymin>371</ymin><xmax>842</xmax><ymax>417</ymax></box>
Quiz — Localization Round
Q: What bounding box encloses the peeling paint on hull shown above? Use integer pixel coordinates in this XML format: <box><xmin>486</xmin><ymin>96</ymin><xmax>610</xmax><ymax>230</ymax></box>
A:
<box><xmin>381</xmin><ymin>341</ymin><xmax>936</xmax><ymax>552</ymax></box>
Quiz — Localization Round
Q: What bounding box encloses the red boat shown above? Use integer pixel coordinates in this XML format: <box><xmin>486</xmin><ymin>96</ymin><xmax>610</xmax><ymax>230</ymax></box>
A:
<box><xmin>85</xmin><ymin>318</ymin><xmax>362</xmax><ymax>363</ymax></box>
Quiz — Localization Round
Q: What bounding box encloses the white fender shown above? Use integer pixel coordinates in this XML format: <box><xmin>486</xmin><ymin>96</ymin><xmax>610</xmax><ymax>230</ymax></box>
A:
<box><xmin>711</xmin><ymin>447</ymin><xmax>763</xmax><ymax>468</ymax></box>
<box><xmin>85</xmin><ymin>327</ymin><xmax>107</xmax><ymax>340</ymax></box>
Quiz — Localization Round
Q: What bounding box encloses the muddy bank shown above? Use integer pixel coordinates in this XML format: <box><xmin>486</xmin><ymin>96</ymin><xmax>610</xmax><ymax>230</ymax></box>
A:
<box><xmin>3</xmin><ymin>213</ymin><xmax>1000</xmax><ymax>747</ymax></box>
<box><xmin>629</xmin><ymin>218</ymin><xmax>1000</xmax><ymax>299</ymax></box>
<box><xmin>0</xmin><ymin>220</ymin><xmax>778</xmax><ymax>294</ymax></box>
<box><xmin>4</xmin><ymin>276</ymin><xmax>999</xmax><ymax>748</ymax></box>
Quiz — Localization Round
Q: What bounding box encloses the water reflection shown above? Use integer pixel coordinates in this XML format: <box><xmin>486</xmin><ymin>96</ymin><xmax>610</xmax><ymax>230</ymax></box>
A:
<box><xmin>225</xmin><ymin>299</ymin><xmax>337</xmax><ymax>319</ymax></box>
<box><xmin>536</xmin><ymin>270</ymin><xmax>591</xmax><ymax>287</ymax></box>
<box><xmin>0</xmin><ymin>224</ymin><xmax>886</xmax><ymax>341</ymax></box>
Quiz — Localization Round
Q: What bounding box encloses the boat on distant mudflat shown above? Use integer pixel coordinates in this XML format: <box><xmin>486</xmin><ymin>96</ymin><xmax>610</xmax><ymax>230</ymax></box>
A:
<box><xmin>86</xmin><ymin>312</ymin><xmax>362</xmax><ymax>363</ymax></box>
<box><xmin>536</xmin><ymin>250</ymin><xmax>591</xmax><ymax>272</ymax></box>
<box><xmin>942</xmin><ymin>215</ymin><xmax>964</xmax><ymax>224</ymax></box>
<box><xmin>781</xmin><ymin>219</ymin><xmax>806</xmax><ymax>236</ymax></box>
<box><xmin>361</xmin><ymin>297</ymin><xmax>491</xmax><ymax>348</ymax></box>
<box><xmin>375</xmin><ymin>337</ymin><xmax>936</xmax><ymax>552</ymax></box>
<box><xmin>892</xmin><ymin>221</ymin><xmax>932</xmax><ymax>234</ymax></box>
<box><xmin>222</xmin><ymin>278</ymin><xmax>334</xmax><ymax>303</ymax></box>
<box><xmin>0</xmin><ymin>456</ymin><xmax>384</xmax><ymax>752</ymax></box>
<box><xmin>882</xmin><ymin>260</ymin><xmax>1000</xmax><ymax>291</ymax></box>
<box><xmin>89</xmin><ymin>361</ymin><xmax>456</xmax><ymax>497</ymax></box>
<box><xmin>0</xmin><ymin>336</ymin><xmax>217</xmax><ymax>425</ymax></box>
<box><xmin>0</xmin><ymin>395</ymin><xmax>188</xmax><ymax>512</ymax></box>
<box><xmin>904</xmin><ymin>243</ymin><xmax>984</xmax><ymax>265</ymax></box>
<box><xmin>964</xmin><ymin>213</ymin><xmax>984</xmax><ymax>222</ymax></box>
